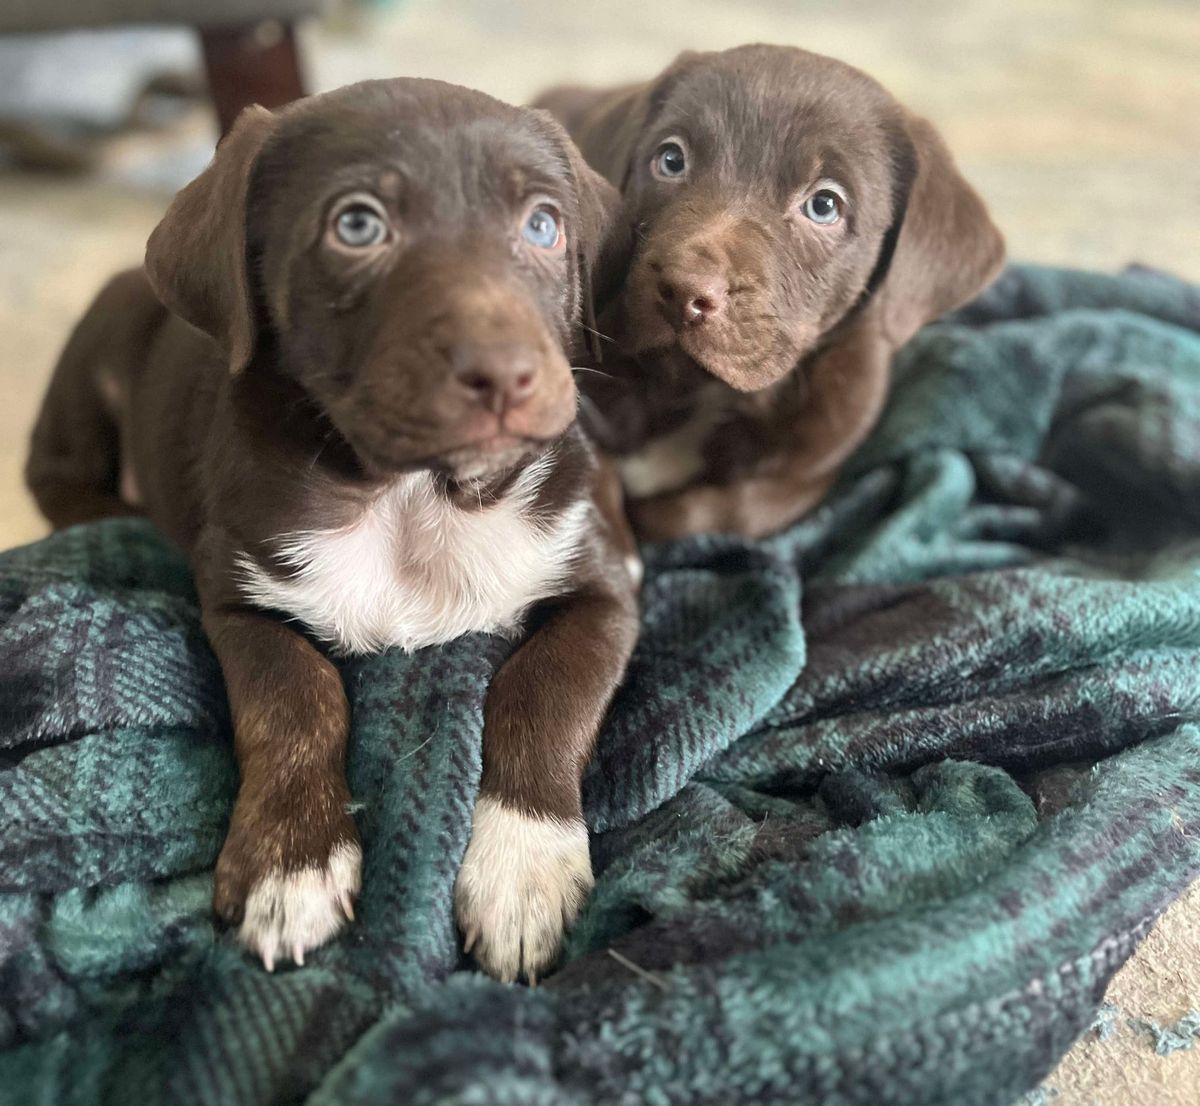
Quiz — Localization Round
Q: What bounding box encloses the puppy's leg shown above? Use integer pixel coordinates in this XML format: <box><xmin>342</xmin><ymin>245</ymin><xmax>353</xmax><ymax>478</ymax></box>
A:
<box><xmin>455</xmin><ymin>576</ymin><xmax>637</xmax><ymax>982</ymax></box>
<box><xmin>201</xmin><ymin>599</ymin><xmax>359</xmax><ymax>970</ymax></box>
<box><xmin>592</xmin><ymin>452</ymin><xmax>643</xmax><ymax>586</ymax></box>
<box><xmin>26</xmin><ymin>271</ymin><xmax>159</xmax><ymax>529</ymax></box>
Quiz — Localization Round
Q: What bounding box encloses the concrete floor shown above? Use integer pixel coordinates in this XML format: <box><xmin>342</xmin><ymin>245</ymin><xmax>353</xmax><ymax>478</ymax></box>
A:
<box><xmin>1</xmin><ymin>0</ymin><xmax>1198</xmax><ymax>1100</ymax></box>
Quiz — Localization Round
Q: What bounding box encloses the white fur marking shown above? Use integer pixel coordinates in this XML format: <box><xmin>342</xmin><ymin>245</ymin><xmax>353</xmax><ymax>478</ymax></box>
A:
<box><xmin>454</xmin><ymin>796</ymin><xmax>592</xmax><ymax>982</ymax></box>
<box><xmin>119</xmin><ymin>461</ymin><xmax>142</xmax><ymax>507</ymax></box>
<box><xmin>238</xmin><ymin>841</ymin><xmax>361</xmax><ymax>970</ymax></box>
<box><xmin>619</xmin><ymin>404</ymin><xmax>724</xmax><ymax>498</ymax></box>
<box><xmin>236</xmin><ymin>455</ymin><xmax>588</xmax><ymax>655</ymax></box>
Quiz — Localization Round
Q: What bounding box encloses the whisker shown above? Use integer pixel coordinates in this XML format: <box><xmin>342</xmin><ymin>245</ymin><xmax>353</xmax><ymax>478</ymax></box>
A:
<box><xmin>580</xmin><ymin>323</ymin><xmax>616</xmax><ymax>345</ymax></box>
<box><xmin>309</xmin><ymin>425</ymin><xmax>338</xmax><ymax>468</ymax></box>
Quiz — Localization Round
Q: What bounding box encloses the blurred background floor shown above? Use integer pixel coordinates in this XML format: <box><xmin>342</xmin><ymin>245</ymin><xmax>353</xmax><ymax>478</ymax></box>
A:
<box><xmin>1</xmin><ymin>1</ymin><xmax>1198</xmax><ymax>1101</ymax></box>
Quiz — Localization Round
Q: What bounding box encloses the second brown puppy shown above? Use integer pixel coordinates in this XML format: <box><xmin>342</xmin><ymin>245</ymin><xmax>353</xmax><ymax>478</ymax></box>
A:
<box><xmin>537</xmin><ymin>44</ymin><xmax>1005</xmax><ymax>539</ymax></box>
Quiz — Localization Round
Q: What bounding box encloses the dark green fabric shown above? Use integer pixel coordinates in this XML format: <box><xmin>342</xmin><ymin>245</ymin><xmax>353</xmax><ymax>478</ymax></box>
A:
<box><xmin>2</xmin><ymin>263</ymin><xmax>1200</xmax><ymax>1106</ymax></box>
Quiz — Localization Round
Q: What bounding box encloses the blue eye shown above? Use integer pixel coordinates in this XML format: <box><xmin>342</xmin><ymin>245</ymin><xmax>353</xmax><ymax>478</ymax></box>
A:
<box><xmin>803</xmin><ymin>189</ymin><xmax>843</xmax><ymax>225</ymax></box>
<box><xmin>652</xmin><ymin>140</ymin><xmax>687</xmax><ymax>180</ymax></box>
<box><xmin>522</xmin><ymin>204</ymin><xmax>562</xmax><ymax>250</ymax></box>
<box><xmin>333</xmin><ymin>202</ymin><xmax>388</xmax><ymax>248</ymax></box>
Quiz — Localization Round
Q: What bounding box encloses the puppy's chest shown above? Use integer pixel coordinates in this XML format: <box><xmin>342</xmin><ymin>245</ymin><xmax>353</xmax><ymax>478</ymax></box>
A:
<box><xmin>618</xmin><ymin>381</ymin><xmax>794</xmax><ymax>498</ymax></box>
<box><xmin>237</xmin><ymin>468</ymin><xmax>586</xmax><ymax>655</ymax></box>
<box><xmin>618</xmin><ymin>386</ymin><xmax>740</xmax><ymax>498</ymax></box>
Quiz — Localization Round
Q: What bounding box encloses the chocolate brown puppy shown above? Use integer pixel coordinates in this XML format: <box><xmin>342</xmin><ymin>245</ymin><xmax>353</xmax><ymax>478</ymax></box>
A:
<box><xmin>27</xmin><ymin>78</ymin><xmax>638</xmax><ymax>982</ymax></box>
<box><xmin>536</xmin><ymin>44</ymin><xmax>1005</xmax><ymax>538</ymax></box>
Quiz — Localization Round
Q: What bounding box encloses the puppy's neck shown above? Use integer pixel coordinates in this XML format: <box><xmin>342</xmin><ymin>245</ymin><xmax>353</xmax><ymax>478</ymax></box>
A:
<box><xmin>583</xmin><ymin>341</ymin><xmax>802</xmax><ymax>456</ymax></box>
<box><xmin>236</xmin><ymin>448</ymin><xmax>587</xmax><ymax>656</ymax></box>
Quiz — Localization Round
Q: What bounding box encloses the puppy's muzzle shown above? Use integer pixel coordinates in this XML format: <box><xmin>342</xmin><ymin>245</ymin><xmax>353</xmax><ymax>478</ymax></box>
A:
<box><xmin>654</xmin><ymin>265</ymin><xmax>728</xmax><ymax>330</ymax></box>
<box><xmin>450</xmin><ymin>339</ymin><xmax>539</xmax><ymax>416</ymax></box>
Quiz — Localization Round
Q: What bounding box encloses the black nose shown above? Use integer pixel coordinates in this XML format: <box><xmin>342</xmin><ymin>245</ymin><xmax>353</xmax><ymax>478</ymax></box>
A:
<box><xmin>451</xmin><ymin>343</ymin><xmax>538</xmax><ymax>413</ymax></box>
<box><xmin>656</xmin><ymin>270</ymin><xmax>727</xmax><ymax>328</ymax></box>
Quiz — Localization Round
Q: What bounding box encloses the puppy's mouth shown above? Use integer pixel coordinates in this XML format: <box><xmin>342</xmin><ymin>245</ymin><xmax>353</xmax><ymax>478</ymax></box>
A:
<box><xmin>675</xmin><ymin>326</ymin><xmax>737</xmax><ymax>374</ymax></box>
<box><xmin>327</xmin><ymin>356</ymin><xmax>579</xmax><ymax>480</ymax></box>
<box><xmin>624</xmin><ymin>293</ymin><xmax>813</xmax><ymax>393</ymax></box>
<box><xmin>430</xmin><ymin>399</ymin><xmax>576</xmax><ymax>479</ymax></box>
<box><xmin>628</xmin><ymin>320</ymin><xmax>746</xmax><ymax>387</ymax></box>
<box><xmin>432</xmin><ymin>433</ymin><xmax>541</xmax><ymax>481</ymax></box>
<box><xmin>619</xmin><ymin>283</ymin><xmax>737</xmax><ymax>372</ymax></box>
<box><xmin>351</xmin><ymin>418</ymin><xmax>564</xmax><ymax>483</ymax></box>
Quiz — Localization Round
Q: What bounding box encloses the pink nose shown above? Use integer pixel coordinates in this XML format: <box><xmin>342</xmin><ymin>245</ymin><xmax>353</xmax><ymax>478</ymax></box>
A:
<box><xmin>451</xmin><ymin>344</ymin><xmax>538</xmax><ymax>414</ymax></box>
<box><xmin>656</xmin><ymin>271</ymin><xmax>727</xmax><ymax>328</ymax></box>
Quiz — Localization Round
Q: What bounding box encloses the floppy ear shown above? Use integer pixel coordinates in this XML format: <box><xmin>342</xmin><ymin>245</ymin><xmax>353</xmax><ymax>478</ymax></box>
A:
<box><xmin>874</xmin><ymin>109</ymin><xmax>1005</xmax><ymax>348</ymax></box>
<box><xmin>533</xmin><ymin>81</ymin><xmax>654</xmax><ymax>190</ymax></box>
<box><xmin>144</xmin><ymin>105</ymin><xmax>277</xmax><ymax>374</ymax></box>
<box><xmin>531</xmin><ymin>110</ymin><xmax>624</xmax><ymax>361</ymax></box>
<box><xmin>567</xmin><ymin>143</ymin><xmax>625</xmax><ymax>362</ymax></box>
<box><xmin>533</xmin><ymin>51</ymin><xmax>703</xmax><ymax>190</ymax></box>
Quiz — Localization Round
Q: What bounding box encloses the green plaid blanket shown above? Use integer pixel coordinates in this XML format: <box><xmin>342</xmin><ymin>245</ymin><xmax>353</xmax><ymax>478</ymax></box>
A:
<box><xmin>2</xmin><ymin>264</ymin><xmax>1199</xmax><ymax>1106</ymax></box>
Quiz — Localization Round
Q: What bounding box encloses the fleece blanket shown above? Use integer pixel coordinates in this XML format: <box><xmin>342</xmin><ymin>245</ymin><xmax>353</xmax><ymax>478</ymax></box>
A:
<box><xmin>2</xmin><ymin>264</ymin><xmax>1200</xmax><ymax>1106</ymax></box>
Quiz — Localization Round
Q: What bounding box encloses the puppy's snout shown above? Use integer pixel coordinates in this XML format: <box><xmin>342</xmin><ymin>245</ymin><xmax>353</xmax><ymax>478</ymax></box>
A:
<box><xmin>451</xmin><ymin>343</ymin><xmax>538</xmax><ymax>414</ymax></box>
<box><xmin>656</xmin><ymin>270</ymin><xmax>727</xmax><ymax>329</ymax></box>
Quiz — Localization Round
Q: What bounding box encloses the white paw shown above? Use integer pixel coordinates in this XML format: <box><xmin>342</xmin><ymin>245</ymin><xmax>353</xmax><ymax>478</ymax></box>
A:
<box><xmin>454</xmin><ymin>796</ymin><xmax>593</xmax><ymax>983</ymax></box>
<box><xmin>237</xmin><ymin>841</ymin><xmax>361</xmax><ymax>971</ymax></box>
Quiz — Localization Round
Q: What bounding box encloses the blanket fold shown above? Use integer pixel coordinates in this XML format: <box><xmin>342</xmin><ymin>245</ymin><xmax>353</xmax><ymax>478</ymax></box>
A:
<box><xmin>2</xmin><ymin>263</ymin><xmax>1199</xmax><ymax>1106</ymax></box>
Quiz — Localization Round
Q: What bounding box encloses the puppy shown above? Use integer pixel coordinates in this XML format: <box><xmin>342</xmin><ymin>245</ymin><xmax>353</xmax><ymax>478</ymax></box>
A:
<box><xmin>536</xmin><ymin>44</ymin><xmax>1005</xmax><ymax>539</ymax></box>
<box><xmin>26</xmin><ymin>78</ymin><xmax>638</xmax><ymax>983</ymax></box>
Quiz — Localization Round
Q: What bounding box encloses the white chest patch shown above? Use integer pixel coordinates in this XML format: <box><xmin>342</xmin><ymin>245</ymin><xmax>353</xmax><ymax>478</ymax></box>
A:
<box><xmin>236</xmin><ymin>455</ymin><xmax>588</xmax><ymax>656</ymax></box>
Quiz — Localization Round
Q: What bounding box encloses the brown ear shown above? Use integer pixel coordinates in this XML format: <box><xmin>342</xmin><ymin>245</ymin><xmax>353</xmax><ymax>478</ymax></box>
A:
<box><xmin>533</xmin><ymin>51</ymin><xmax>703</xmax><ymax>189</ymax></box>
<box><xmin>875</xmin><ymin>110</ymin><xmax>1005</xmax><ymax>348</ymax></box>
<box><xmin>531</xmin><ymin>110</ymin><xmax>623</xmax><ymax>361</ymax></box>
<box><xmin>144</xmin><ymin>105</ymin><xmax>277</xmax><ymax>373</ymax></box>
<box><xmin>568</xmin><ymin>142</ymin><xmax>625</xmax><ymax>362</ymax></box>
<box><xmin>573</xmin><ymin>146</ymin><xmax>625</xmax><ymax>339</ymax></box>
<box><xmin>569</xmin><ymin>82</ymin><xmax>657</xmax><ymax>189</ymax></box>
<box><xmin>533</xmin><ymin>81</ymin><xmax>654</xmax><ymax>190</ymax></box>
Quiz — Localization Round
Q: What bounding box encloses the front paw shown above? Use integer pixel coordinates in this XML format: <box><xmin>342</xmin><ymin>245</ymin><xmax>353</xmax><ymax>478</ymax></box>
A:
<box><xmin>214</xmin><ymin>804</ymin><xmax>361</xmax><ymax>971</ymax></box>
<box><xmin>454</xmin><ymin>796</ymin><xmax>593</xmax><ymax>983</ymax></box>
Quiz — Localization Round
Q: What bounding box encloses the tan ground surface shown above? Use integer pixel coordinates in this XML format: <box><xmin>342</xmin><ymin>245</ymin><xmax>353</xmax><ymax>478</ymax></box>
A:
<box><xmin>1</xmin><ymin>1</ymin><xmax>1197</xmax><ymax>1100</ymax></box>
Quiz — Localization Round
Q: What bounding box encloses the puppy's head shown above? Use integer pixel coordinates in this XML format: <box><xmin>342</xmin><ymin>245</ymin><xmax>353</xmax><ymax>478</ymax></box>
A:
<box><xmin>145</xmin><ymin>79</ymin><xmax>617</xmax><ymax>481</ymax></box>
<box><xmin>578</xmin><ymin>44</ymin><xmax>1004</xmax><ymax>392</ymax></box>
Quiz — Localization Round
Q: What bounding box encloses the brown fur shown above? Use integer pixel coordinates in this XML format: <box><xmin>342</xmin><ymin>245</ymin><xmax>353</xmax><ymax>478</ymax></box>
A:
<box><xmin>27</xmin><ymin>78</ymin><xmax>638</xmax><ymax>978</ymax></box>
<box><xmin>536</xmin><ymin>44</ymin><xmax>1005</xmax><ymax>538</ymax></box>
